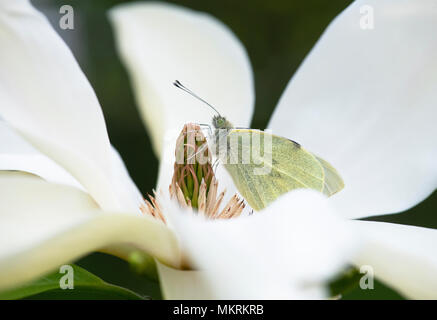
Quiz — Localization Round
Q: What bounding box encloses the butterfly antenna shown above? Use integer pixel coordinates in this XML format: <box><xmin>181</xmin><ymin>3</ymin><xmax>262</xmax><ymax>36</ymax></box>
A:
<box><xmin>173</xmin><ymin>80</ymin><xmax>221</xmax><ymax>117</ymax></box>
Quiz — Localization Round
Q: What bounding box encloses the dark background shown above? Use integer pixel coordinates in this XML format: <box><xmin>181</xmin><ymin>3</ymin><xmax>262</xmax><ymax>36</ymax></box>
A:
<box><xmin>31</xmin><ymin>0</ymin><xmax>436</xmax><ymax>299</ymax></box>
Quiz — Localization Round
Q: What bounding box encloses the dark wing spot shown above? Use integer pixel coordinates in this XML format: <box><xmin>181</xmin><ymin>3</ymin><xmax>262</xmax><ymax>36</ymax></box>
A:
<box><xmin>288</xmin><ymin>139</ymin><xmax>301</xmax><ymax>148</ymax></box>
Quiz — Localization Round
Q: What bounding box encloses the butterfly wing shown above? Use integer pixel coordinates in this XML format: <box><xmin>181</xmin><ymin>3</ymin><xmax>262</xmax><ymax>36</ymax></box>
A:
<box><xmin>315</xmin><ymin>155</ymin><xmax>345</xmax><ymax>197</ymax></box>
<box><xmin>223</xmin><ymin>129</ymin><xmax>343</xmax><ymax>211</ymax></box>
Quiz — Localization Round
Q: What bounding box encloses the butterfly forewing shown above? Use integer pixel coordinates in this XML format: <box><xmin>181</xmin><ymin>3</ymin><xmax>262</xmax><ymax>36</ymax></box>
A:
<box><xmin>223</xmin><ymin>129</ymin><xmax>329</xmax><ymax>211</ymax></box>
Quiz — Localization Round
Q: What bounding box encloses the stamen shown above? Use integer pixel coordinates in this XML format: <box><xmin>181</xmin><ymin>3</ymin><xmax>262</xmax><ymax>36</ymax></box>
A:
<box><xmin>141</xmin><ymin>123</ymin><xmax>247</xmax><ymax>222</ymax></box>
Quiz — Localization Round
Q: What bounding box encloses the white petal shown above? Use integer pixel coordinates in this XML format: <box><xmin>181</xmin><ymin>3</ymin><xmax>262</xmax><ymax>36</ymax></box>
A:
<box><xmin>156</xmin><ymin>261</ymin><xmax>324</xmax><ymax>300</ymax></box>
<box><xmin>109</xmin><ymin>146</ymin><xmax>145</xmax><ymax>215</ymax></box>
<box><xmin>109</xmin><ymin>2</ymin><xmax>254</xmax><ymax>166</ymax></box>
<box><xmin>352</xmin><ymin>220</ymin><xmax>437</xmax><ymax>299</ymax></box>
<box><xmin>0</xmin><ymin>118</ymin><xmax>143</xmax><ymax>214</ymax></box>
<box><xmin>0</xmin><ymin>119</ymin><xmax>83</xmax><ymax>190</ymax></box>
<box><xmin>0</xmin><ymin>0</ymin><xmax>139</xmax><ymax>212</ymax></box>
<box><xmin>166</xmin><ymin>189</ymin><xmax>358</xmax><ymax>299</ymax></box>
<box><xmin>268</xmin><ymin>0</ymin><xmax>437</xmax><ymax>218</ymax></box>
<box><xmin>0</xmin><ymin>173</ymin><xmax>181</xmax><ymax>291</ymax></box>
<box><xmin>156</xmin><ymin>262</ymin><xmax>215</xmax><ymax>300</ymax></box>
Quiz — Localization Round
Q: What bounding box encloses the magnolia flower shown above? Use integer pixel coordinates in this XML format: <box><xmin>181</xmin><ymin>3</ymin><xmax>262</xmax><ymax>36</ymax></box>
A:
<box><xmin>0</xmin><ymin>0</ymin><xmax>436</xmax><ymax>300</ymax></box>
<box><xmin>111</xmin><ymin>0</ymin><xmax>437</xmax><ymax>299</ymax></box>
<box><xmin>0</xmin><ymin>0</ymin><xmax>353</xmax><ymax>300</ymax></box>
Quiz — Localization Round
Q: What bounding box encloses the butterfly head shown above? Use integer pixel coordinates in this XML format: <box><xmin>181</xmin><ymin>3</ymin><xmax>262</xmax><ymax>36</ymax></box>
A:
<box><xmin>212</xmin><ymin>115</ymin><xmax>233</xmax><ymax>130</ymax></box>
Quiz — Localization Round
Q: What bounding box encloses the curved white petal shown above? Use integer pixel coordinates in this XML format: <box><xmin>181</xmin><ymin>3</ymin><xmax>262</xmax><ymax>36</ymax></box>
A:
<box><xmin>0</xmin><ymin>118</ymin><xmax>144</xmax><ymax>212</ymax></box>
<box><xmin>0</xmin><ymin>0</ymin><xmax>140</xmax><ymax>212</ymax></box>
<box><xmin>109</xmin><ymin>2</ymin><xmax>254</xmax><ymax>186</ymax></box>
<box><xmin>156</xmin><ymin>260</ymin><xmax>324</xmax><ymax>300</ymax></box>
<box><xmin>0</xmin><ymin>118</ymin><xmax>143</xmax><ymax>213</ymax></box>
<box><xmin>157</xmin><ymin>262</ymin><xmax>215</xmax><ymax>300</ymax></box>
<box><xmin>0</xmin><ymin>119</ymin><xmax>83</xmax><ymax>190</ymax></box>
<box><xmin>268</xmin><ymin>0</ymin><xmax>437</xmax><ymax>218</ymax></box>
<box><xmin>166</xmin><ymin>189</ymin><xmax>358</xmax><ymax>299</ymax></box>
<box><xmin>0</xmin><ymin>173</ymin><xmax>181</xmax><ymax>292</ymax></box>
<box><xmin>352</xmin><ymin>220</ymin><xmax>437</xmax><ymax>299</ymax></box>
<box><xmin>109</xmin><ymin>146</ymin><xmax>145</xmax><ymax>215</ymax></box>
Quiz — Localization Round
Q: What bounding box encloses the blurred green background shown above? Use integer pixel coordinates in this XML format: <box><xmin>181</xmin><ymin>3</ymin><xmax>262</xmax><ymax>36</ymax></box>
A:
<box><xmin>30</xmin><ymin>0</ymin><xmax>436</xmax><ymax>299</ymax></box>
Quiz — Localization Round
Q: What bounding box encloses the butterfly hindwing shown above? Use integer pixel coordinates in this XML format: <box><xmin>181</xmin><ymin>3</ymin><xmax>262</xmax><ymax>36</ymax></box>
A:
<box><xmin>315</xmin><ymin>156</ymin><xmax>345</xmax><ymax>197</ymax></box>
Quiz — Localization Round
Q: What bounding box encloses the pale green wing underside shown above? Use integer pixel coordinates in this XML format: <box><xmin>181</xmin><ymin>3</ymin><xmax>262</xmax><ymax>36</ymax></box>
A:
<box><xmin>315</xmin><ymin>155</ymin><xmax>345</xmax><ymax>197</ymax></box>
<box><xmin>223</xmin><ymin>129</ymin><xmax>344</xmax><ymax>211</ymax></box>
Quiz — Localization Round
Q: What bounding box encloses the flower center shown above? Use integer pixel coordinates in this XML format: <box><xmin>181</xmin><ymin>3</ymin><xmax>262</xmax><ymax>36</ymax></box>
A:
<box><xmin>141</xmin><ymin>123</ymin><xmax>245</xmax><ymax>222</ymax></box>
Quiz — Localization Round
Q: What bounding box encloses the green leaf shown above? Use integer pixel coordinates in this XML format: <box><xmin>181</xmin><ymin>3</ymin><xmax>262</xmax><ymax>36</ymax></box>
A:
<box><xmin>76</xmin><ymin>252</ymin><xmax>162</xmax><ymax>299</ymax></box>
<box><xmin>329</xmin><ymin>267</ymin><xmax>362</xmax><ymax>297</ymax></box>
<box><xmin>341</xmin><ymin>279</ymin><xmax>405</xmax><ymax>300</ymax></box>
<box><xmin>0</xmin><ymin>264</ymin><xmax>145</xmax><ymax>300</ymax></box>
<box><xmin>329</xmin><ymin>266</ymin><xmax>405</xmax><ymax>300</ymax></box>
